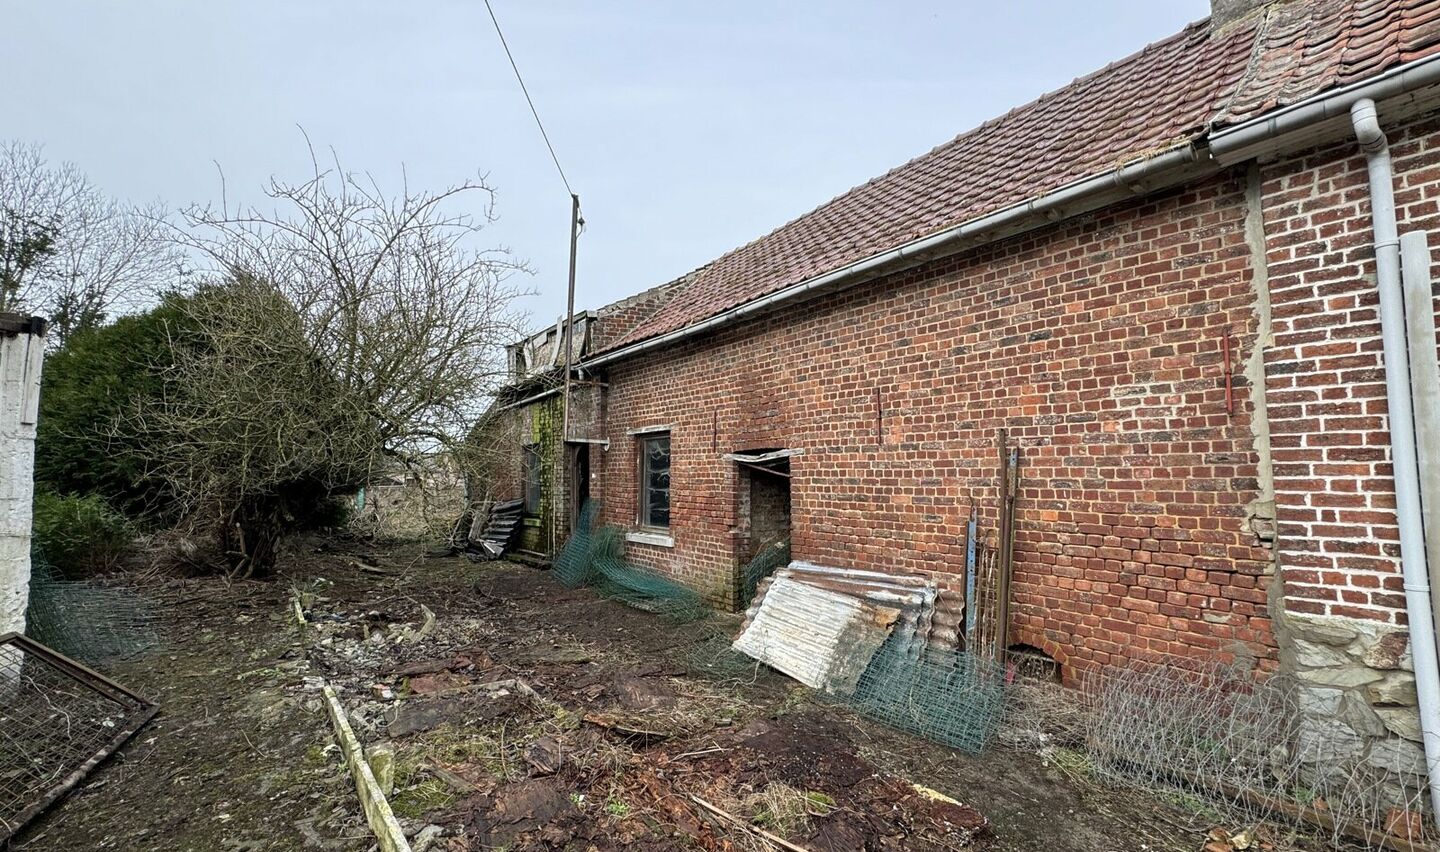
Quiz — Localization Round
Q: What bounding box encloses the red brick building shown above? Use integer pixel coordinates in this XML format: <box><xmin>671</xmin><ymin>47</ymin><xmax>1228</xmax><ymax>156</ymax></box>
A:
<box><xmin>480</xmin><ymin>0</ymin><xmax>1440</xmax><ymax>781</ymax></box>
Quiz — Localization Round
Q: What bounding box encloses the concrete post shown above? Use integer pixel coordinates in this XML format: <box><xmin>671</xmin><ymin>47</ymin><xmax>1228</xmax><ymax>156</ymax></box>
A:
<box><xmin>0</xmin><ymin>313</ymin><xmax>47</xmax><ymax>636</ymax></box>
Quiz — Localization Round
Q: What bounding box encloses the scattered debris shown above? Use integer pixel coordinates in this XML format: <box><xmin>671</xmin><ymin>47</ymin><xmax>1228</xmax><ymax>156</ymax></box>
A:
<box><xmin>466</xmin><ymin>499</ymin><xmax>522</xmax><ymax>561</ymax></box>
<box><xmin>350</xmin><ymin>559</ymin><xmax>396</xmax><ymax>576</ymax></box>
<box><xmin>420</xmin><ymin>763</ymin><xmax>478</xmax><ymax>795</ymax></box>
<box><xmin>692</xmin><ymin>794</ymin><xmax>812</xmax><ymax>852</ymax></box>
<box><xmin>392</xmin><ymin>604</ymin><xmax>436</xmax><ymax>644</ymax></box>
<box><xmin>523</xmin><ymin>735</ymin><xmax>563</xmax><ymax>776</ymax></box>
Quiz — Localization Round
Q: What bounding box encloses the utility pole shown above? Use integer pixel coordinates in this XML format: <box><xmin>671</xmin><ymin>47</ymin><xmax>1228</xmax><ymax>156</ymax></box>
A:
<box><xmin>556</xmin><ymin>194</ymin><xmax>581</xmax><ymax>551</ymax></box>
<box><xmin>561</xmin><ymin>193</ymin><xmax>580</xmax><ymax>443</ymax></box>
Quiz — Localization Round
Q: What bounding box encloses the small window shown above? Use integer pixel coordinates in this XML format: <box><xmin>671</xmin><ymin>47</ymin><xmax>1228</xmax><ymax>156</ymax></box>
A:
<box><xmin>639</xmin><ymin>433</ymin><xmax>670</xmax><ymax>529</ymax></box>
<box><xmin>522</xmin><ymin>445</ymin><xmax>542</xmax><ymax>515</ymax></box>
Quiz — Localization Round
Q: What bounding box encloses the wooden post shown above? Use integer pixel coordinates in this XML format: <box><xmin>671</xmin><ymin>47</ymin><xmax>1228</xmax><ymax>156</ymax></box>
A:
<box><xmin>994</xmin><ymin>431</ymin><xmax>1020</xmax><ymax>663</ymax></box>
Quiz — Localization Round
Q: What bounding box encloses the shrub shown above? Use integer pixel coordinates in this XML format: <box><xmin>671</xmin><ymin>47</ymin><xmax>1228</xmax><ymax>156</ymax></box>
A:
<box><xmin>31</xmin><ymin>492</ymin><xmax>134</xmax><ymax>576</ymax></box>
<box><xmin>34</xmin><ymin>292</ymin><xmax>203</xmax><ymax>522</ymax></box>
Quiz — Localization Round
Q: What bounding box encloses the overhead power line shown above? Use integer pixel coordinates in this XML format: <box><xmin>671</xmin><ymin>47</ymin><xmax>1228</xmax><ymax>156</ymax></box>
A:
<box><xmin>482</xmin><ymin>0</ymin><xmax>576</xmax><ymax>197</ymax></box>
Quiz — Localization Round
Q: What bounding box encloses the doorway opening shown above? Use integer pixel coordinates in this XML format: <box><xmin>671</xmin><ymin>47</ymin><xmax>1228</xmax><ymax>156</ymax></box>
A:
<box><xmin>731</xmin><ymin>449</ymin><xmax>794</xmax><ymax>608</ymax></box>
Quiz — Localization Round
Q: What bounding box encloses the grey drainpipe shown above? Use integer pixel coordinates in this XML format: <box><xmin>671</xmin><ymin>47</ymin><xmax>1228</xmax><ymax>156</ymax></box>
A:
<box><xmin>1350</xmin><ymin>98</ymin><xmax>1440</xmax><ymax>823</ymax></box>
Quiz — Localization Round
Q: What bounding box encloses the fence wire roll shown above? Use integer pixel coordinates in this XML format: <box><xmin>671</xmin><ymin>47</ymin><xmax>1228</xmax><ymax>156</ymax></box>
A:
<box><xmin>25</xmin><ymin>556</ymin><xmax>159</xmax><ymax>664</ymax></box>
<box><xmin>552</xmin><ymin>500</ymin><xmax>708</xmax><ymax>623</ymax></box>
<box><xmin>835</xmin><ymin>636</ymin><xmax>1009</xmax><ymax>755</ymax></box>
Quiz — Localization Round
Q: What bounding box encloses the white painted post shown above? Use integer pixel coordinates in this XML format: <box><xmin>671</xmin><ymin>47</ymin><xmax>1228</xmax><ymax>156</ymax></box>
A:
<box><xmin>0</xmin><ymin>313</ymin><xmax>46</xmax><ymax>637</ymax></box>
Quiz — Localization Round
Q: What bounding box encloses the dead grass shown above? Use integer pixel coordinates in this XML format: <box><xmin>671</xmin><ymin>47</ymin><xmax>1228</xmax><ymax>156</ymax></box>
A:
<box><xmin>745</xmin><ymin>782</ymin><xmax>835</xmax><ymax>837</ymax></box>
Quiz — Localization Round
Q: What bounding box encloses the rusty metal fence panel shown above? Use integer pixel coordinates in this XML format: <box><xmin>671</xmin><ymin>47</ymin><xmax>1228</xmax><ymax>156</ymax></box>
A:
<box><xmin>0</xmin><ymin>632</ymin><xmax>158</xmax><ymax>843</ymax></box>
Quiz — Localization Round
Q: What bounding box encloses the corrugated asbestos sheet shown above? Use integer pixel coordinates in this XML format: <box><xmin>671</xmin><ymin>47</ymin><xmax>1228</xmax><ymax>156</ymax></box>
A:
<box><xmin>739</xmin><ymin>562</ymin><xmax>963</xmax><ymax>679</ymax></box>
<box><xmin>732</xmin><ymin>577</ymin><xmax>900</xmax><ymax>694</ymax></box>
<box><xmin>784</xmin><ymin>562</ymin><xmax>934</xmax><ymax>662</ymax></box>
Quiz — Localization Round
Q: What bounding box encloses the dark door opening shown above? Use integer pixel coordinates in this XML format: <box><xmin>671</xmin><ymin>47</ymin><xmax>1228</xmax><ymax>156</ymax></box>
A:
<box><xmin>570</xmin><ymin>442</ymin><xmax>590</xmax><ymax>530</ymax></box>
<box><xmin>747</xmin><ymin>468</ymin><xmax>790</xmax><ymax>561</ymax></box>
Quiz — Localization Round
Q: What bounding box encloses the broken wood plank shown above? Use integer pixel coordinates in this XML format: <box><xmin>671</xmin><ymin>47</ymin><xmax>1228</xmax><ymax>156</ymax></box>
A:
<box><xmin>351</xmin><ymin>559</ymin><xmax>396</xmax><ymax>576</ymax></box>
<box><xmin>691</xmin><ymin>795</ymin><xmax>812</xmax><ymax>852</ymax></box>
<box><xmin>419</xmin><ymin>763</ymin><xmax>478</xmax><ymax>795</ymax></box>
<box><xmin>321</xmin><ymin>684</ymin><xmax>413</xmax><ymax>852</ymax></box>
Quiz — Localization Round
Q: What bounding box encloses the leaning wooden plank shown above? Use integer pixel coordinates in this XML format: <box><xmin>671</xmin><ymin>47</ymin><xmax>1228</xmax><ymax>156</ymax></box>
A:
<box><xmin>321</xmin><ymin>684</ymin><xmax>413</xmax><ymax>852</ymax></box>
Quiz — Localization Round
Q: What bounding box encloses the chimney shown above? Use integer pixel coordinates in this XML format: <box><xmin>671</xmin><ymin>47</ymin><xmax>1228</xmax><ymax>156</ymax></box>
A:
<box><xmin>1210</xmin><ymin>0</ymin><xmax>1271</xmax><ymax>29</ymax></box>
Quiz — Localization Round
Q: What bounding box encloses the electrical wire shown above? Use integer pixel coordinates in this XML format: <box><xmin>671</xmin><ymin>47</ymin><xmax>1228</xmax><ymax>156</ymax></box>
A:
<box><xmin>482</xmin><ymin>0</ymin><xmax>576</xmax><ymax>197</ymax></box>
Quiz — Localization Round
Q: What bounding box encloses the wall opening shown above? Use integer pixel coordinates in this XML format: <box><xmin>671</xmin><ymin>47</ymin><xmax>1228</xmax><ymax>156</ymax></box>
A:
<box><xmin>734</xmin><ymin>450</ymin><xmax>792</xmax><ymax>563</ymax></box>
<box><xmin>1007</xmin><ymin>643</ymin><xmax>1061</xmax><ymax>683</ymax></box>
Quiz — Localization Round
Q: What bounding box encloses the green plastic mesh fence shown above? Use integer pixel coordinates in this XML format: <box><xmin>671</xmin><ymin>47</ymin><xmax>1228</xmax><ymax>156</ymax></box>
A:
<box><xmin>839</xmin><ymin>635</ymin><xmax>1009</xmax><ymax>755</ymax></box>
<box><xmin>740</xmin><ymin>540</ymin><xmax>790</xmax><ymax>608</ymax></box>
<box><xmin>25</xmin><ymin>556</ymin><xmax>159</xmax><ymax>663</ymax></box>
<box><xmin>552</xmin><ymin>501</ymin><xmax>601</xmax><ymax>588</ymax></box>
<box><xmin>551</xmin><ymin>500</ymin><xmax>709</xmax><ymax>623</ymax></box>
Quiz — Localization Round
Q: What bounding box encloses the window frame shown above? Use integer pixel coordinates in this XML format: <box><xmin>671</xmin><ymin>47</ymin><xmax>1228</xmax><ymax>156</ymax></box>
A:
<box><xmin>522</xmin><ymin>443</ymin><xmax>542</xmax><ymax>516</ymax></box>
<box><xmin>636</xmin><ymin>431</ymin><xmax>671</xmax><ymax>531</ymax></box>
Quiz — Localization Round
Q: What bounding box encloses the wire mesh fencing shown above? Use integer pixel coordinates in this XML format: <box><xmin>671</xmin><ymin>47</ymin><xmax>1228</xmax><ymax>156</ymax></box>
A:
<box><xmin>0</xmin><ymin>633</ymin><xmax>158</xmax><ymax>843</ymax></box>
<box><xmin>739</xmin><ymin>540</ymin><xmax>790</xmax><ymax>609</ymax></box>
<box><xmin>1071</xmin><ymin>659</ymin><xmax>1432</xmax><ymax>849</ymax></box>
<box><xmin>25</xmin><ymin>557</ymin><xmax>159</xmax><ymax>664</ymax></box>
<box><xmin>552</xmin><ymin>500</ymin><xmax>709</xmax><ymax>623</ymax></box>
<box><xmin>836</xmin><ymin>636</ymin><xmax>1009</xmax><ymax>755</ymax></box>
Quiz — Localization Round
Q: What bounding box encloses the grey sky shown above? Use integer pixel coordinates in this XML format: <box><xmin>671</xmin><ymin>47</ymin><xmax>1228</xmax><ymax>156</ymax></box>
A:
<box><xmin>5</xmin><ymin>1</ymin><xmax>1209</xmax><ymax>331</ymax></box>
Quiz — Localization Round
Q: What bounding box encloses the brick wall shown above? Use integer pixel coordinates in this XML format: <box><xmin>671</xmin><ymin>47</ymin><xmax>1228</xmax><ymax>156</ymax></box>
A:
<box><xmin>594</xmin><ymin>168</ymin><xmax>1280</xmax><ymax>681</ymax></box>
<box><xmin>1262</xmin><ymin>110</ymin><xmax>1440</xmax><ymax>625</ymax></box>
<box><xmin>591</xmin><ymin>277</ymin><xmax>689</xmax><ymax>352</ymax></box>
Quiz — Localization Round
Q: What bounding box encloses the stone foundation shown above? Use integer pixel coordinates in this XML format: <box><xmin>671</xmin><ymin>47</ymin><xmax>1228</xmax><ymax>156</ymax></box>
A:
<box><xmin>1283</xmin><ymin>613</ymin><xmax>1428</xmax><ymax>813</ymax></box>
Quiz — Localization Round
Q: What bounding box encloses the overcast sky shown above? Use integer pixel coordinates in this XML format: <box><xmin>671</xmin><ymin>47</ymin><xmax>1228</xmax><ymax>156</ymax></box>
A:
<box><xmin>5</xmin><ymin>1</ymin><xmax>1209</xmax><ymax>331</ymax></box>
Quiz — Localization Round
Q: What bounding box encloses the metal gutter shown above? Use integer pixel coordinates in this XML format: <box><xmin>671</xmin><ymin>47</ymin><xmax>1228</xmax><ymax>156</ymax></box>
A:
<box><xmin>583</xmin><ymin>144</ymin><xmax>1211</xmax><ymax>368</ymax></box>
<box><xmin>1210</xmin><ymin>53</ymin><xmax>1440</xmax><ymax>164</ymax></box>
<box><xmin>498</xmin><ymin>384</ymin><xmax>562</xmax><ymax>411</ymax></box>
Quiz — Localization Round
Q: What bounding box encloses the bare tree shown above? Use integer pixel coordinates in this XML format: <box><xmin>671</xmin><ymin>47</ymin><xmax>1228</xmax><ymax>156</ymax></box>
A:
<box><xmin>134</xmin><ymin>153</ymin><xmax>527</xmax><ymax>575</ymax></box>
<box><xmin>0</xmin><ymin>141</ymin><xmax>180</xmax><ymax>340</ymax></box>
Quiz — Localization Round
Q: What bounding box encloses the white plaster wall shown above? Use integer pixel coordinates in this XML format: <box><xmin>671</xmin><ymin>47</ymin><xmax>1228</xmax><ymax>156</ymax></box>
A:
<box><xmin>0</xmin><ymin>327</ymin><xmax>44</xmax><ymax>635</ymax></box>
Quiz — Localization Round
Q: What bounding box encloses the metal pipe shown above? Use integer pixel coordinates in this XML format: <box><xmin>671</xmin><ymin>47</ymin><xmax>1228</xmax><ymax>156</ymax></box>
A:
<box><xmin>498</xmin><ymin>383</ymin><xmax>563</xmax><ymax>412</ymax></box>
<box><xmin>1211</xmin><ymin>54</ymin><xmax>1440</xmax><ymax>163</ymax></box>
<box><xmin>1350</xmin><ymin>97</ymin><xmax>1440</xmax><ymax>824</ymax></box>
<box><xmin>583</xmin><ymin>144</ymin><xmax>1210</xmax><ymax>369</ymax></box>
<box><xmin>1400</xmin><ymin>231</ymin><xmax>1440</xmax><ymax>637</ymax></box>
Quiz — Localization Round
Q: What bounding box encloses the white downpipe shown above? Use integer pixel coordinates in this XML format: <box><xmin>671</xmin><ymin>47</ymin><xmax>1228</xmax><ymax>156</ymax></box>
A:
<box><xmin>1350</xmin><ymin>98</ymin><xmax>1440</xmax><ymax>823</ymax></box>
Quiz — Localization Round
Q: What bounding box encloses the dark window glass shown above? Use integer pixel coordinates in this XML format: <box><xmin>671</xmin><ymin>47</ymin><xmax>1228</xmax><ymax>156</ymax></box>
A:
<box><xmin>523</xmin><ymin>445</ymin><xmax>542</xmax><ymax>515</ymax></box>
<box><xmin>640</xmin><ymin>434</ymin><xmax>670</xmax><ymax>529</ymax></box>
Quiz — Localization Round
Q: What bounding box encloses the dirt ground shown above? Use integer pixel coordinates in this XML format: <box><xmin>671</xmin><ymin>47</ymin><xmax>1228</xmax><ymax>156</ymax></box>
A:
<box><xmin>12</xmin><ymin>540</ymin><xmax>1292</xmax><ymax>851</ymax></box>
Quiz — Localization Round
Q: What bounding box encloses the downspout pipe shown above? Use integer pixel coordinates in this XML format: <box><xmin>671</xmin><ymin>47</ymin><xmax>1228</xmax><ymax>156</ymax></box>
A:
<box><xmin>1350</xmin><ymin>97</ymin><xmax>1440</xmax><ymax>823</ymax></box>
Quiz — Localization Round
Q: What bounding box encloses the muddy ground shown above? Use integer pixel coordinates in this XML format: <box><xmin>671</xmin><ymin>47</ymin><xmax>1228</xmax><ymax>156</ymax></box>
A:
<box><xmin>13</xmin><ymin>541</ymin><xmax>1296</xmax><ymax>851</ymax></box>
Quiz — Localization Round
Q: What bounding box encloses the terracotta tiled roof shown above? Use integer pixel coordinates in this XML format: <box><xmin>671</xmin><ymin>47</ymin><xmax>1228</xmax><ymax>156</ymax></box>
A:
<box><xmin>600</xmin><ymin>0</ymin><xmax>1440</xmax><ymax>355</ymax></box>
<box><xmin>1217</xmin><ymin>0</ymin><xmax>1440</xmax><ymax>123</ymax></box>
